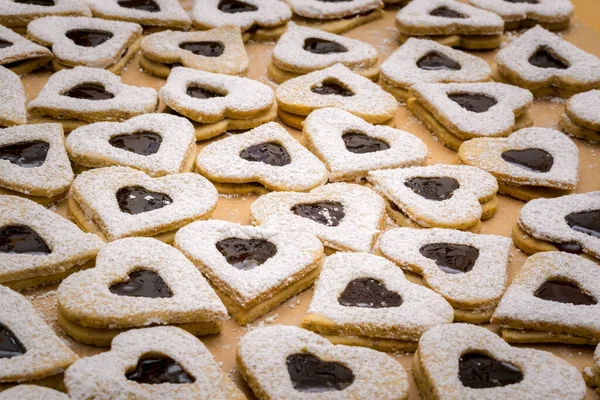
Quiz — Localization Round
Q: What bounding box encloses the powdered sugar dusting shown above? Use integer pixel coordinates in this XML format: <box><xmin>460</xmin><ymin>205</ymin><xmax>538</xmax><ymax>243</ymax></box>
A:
<box><xmin>566</xmin><ymin>89</ymin><xmax>600</xmax><ymax>130</ymax></box>
<box><xmin>0</xmin><ymin>25</ymin><xmax>51</xmax><ymax>65</ymax></box>
<box><xmin>85</xmin><ymin>0</ymin><xmax>191</xmax><ymax>28</ymax></box>
<box><xmin>469</xmin><ymin>0</ymin><xmax>573</xmax><ymax>24</ymax></box>
<box><xmin>192</xmin><ymin>0</ymin><xmax>291</xmax><ymax>31</ymax></box>
<box><xmin>0</xmin><ymin>67</ymin><xmax>27</xmax><ymax>126</ymax></box>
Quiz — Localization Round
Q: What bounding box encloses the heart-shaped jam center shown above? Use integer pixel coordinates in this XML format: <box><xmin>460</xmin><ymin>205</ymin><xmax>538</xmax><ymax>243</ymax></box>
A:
<box><xmin>534</xmin><ymin>279</ymin><xmax>597</xmax><ymax>305</ymax></box>
<box><xmin>216</xmin><ymin>238</ymin><xmax>277</xmax><ymax>270</ymax></box>
<box><xmin>109</xmin><ymin>270</ymin><xmax>172</xmax><ymax>298</ymax></box>
<box><xmin>342</xmin><ymin>132</ymin><xmax>390</xmax><ymax>154</ymax></box>
<box><xmin>218</xmin><ymin>0</ymin><xmax>258</xmax><ymax>13</ymax></box>
<box><xmin>529</xmin><ymin>47</ymin><xmax>569</xmax><ymax>69</ymax></box>
<box><xmin>459</xmin><ymin>353</ymin><xmax>523</xmax><ymax>389</ymax></box>
<box><xmin>311</xmin><ymin>79</ymin><xmax>354</xmax><ymax>97</ymax></box>
<box><xmin>0</xmin><ymin>39</ymin><xmax>13</xmax><ymax>49</ymax></box>
<box><xmin>404</xmin><ymin>177</ymin><xmax>459</xmax><ymax>201</ymax></box>
<box><xmin>65</xmin><ymin>29</ymin><xmax>114</xmax><ymax>48</ymax></box>
<box><xmin>117</xmin><ymin>0</ymin><xmax>160</xmax><ymax>12</ymax></box>
<box><xmin>565</xmin><ymin>210</ymin><xmax>600</xmax><ymax>239</ymax></box>
<box><xmin>62</xmin><ymin>83</ymin><xmax>115</xmax><ymax>100</ymax></box>
<box><xmin>186</xmin><ymin>85</ymin><xmax>226</xmax><ymax>99</ymax></box>
<box><xmin>303</xmin><ymin>38</ymin><xmax>348</xmax><ymax>55</ymax></box>
<box><xmin>291</xmin><ymin>201</ymin><xmax>345</xmax><ymax>227</ymax></box>
<box><xmin>286</xmin><ymin>353</ymin><xmax>354</xmax><ymax>392</ymax></box>
<box><xmin>109</xmin><ymin>131</ymin><xmax>162</xmax><ymax>156</ymax></box>
<box><xmin>420</xmin><ymin>243</ymin><xmax>479</xmax><ymax>274</ymax></box>
<box><xmin>0</xmin><ymin>140</ymin><xmax>49</xmax><ymax>168</ymax></box>
<box><xmin>13</xmin><ymin>0</ymin><xmax>55</xmax><ymax>5</ymax></box>
<box><xmin>417</xmin><ymin>51</ymin><xmax>461</xmax><ymax>71</ymax></box>
<box><xmin>501</xmin><ymin>148</ymin><xmax>554</xmax><ymax>173</ymax></box>
<box><xmin>0</xmin><ymin>225</ymin><xmax>51</xmax><ymax>255</ymax></box>
<box><xmin>0</xmin><ymin>324</ymin><xmax>26</xmax><ymax>359</ymax></box>
<box><xmin>179</xmin><ymin>41</ymin><xmax>225</xmax><ymax>57</ymax></box>
<box><xmin>126</xmin><ymin>356</ymin><xmax>195</xmax><ymax>384</ymax></box>
<box><xmin>448</xmin><ymin>93</ymin><xmax>497</xmax><ymax>113</ymax></box>
<box><xmin>239</xmin><ymin>142</ymin><xmax>292</xmax><ymax>166</ymax></box>
<box><xmin>116</xmin><ymin>186</ymin><xmax>172</xmax><ymax>215</ymax></box>
<box><xmin>430</xmin><ymin>7</ymin><xmax>467</xmax><ymax>18</ymax></box>
<box><xmin>338</xmin><ymin>278</ymin><xmax>403</xmax><ymax>308</ymax></box>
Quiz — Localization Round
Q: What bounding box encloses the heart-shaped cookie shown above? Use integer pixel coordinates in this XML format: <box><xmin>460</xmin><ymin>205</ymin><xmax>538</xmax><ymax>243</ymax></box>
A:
<box><xmin>304</xmin><ymin>252</ymin><xmax>453</xmax><ymax>352</ymax></box>
<box><xmin>237</xmin><ymin>325</ymin><xmax>409</xmax><ymax>399</ymax></box>
<box><xmin>250</xmin><ymin>182</ymin><xmax>385</xmax><ymax>253</ymax></box>
<box><xmin>469</xmin><ymin>0</ymin><xmax>573</xmax><ymax>30</ymax></box>
<box><xmin>0</xmin><ymin>386</ymin><xmax>69</xmax><ymax>400</ymax></box>
<box><xmin>303</xmin><ymin>108</ymin><xmax>428</xmax><ymax>181</ymax></box>
<box><xmin>85</xmin><ymin>0</ymin><xmax>191</xmax><ymax>29</ymax></box>
<box><xmin>0</xmin><ymin>0</ymin><xmax>91</xmax><ymax>30</ymax></box>
<box><xmin>66</xmin><ymin>114</ymin><xmax>196</xmax><ymax>177</ymax></box>
<box><xmin>0</xmin><ymin>67</ymin><xmax>26</xmax><ymax>127</ymax></box>
<box><xmin>64</xmin><ymin>326</ymin><xmax>244</xmax><ymax>399</ymax></box>
<box><xmin>0</xmin><ymin>25</ymin><xmax>51</xmax><ymax>75</ymax></box>
<box><xmin>561</xmin><ymin>89</ymin><xmax>600</xmax><ymax>143</ymax></box>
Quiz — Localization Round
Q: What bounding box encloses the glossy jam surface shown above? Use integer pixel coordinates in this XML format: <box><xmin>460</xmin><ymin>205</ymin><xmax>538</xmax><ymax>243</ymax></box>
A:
<box><xmin>65</xmin><ymin>29</ymin><xmax>114</xmax><ymax>47</ymax></box>
<box><xmin>534</xmin><ymin>280</ymin><xmax>597</xmax><ymax>305</ymax></box>
<box><xmin>117</xmin><ymin>0</ymin><xmax>160</xmax><ymax>12</ymax></box>
<box><xmin>404</xmin><ymin>177</ymin><xmax>459</xmax><ymax>201</ymax></box>
<box><xmin>179</xmin><ymin>41</ymin><xmax>225</xmax><ymax>57</ymax></box>
<box><xmin>459</xmin><ymin>353</ymin><xmax>523</xmax><ymax>389</ymax></box>
<box><xmin>342</xmin><ymin>132</ymin><xmax>389</xmax><ymax>154</ymax></box>
<box><xmin>115</xmin><ymin>186</ymin><xmax>172</xmax><ymax>215</ymax></box>
<box><xmin>0</xmin><ymin>140</ymin><xmax>49</xmax><ymax>168</ymax></box>
<box><xmin>303</xmin><ymin>38</ymin><xmax>348</xmax><ymax>54</ymax></box>
<box><xmin>501</xmin><ymin>149</ymin><xmax>554</xmax><ymax>173</ymax></box>
<box><xmin>109</xmin><ymin>131</ymin><xmax>162</xmax><ymax>156</ymax></box>
<box><xmin>62</xmin><ymin>83</ymin><xmax>115</xmax><ymax>100</ymax></box>
<box><xmin>186</xmin><ymin>85</ymin><xmax>225</xmax><ymax>99</ymax></box>
<box><xmin>448</xmin><ymin>93</ymin><xmax>497</xmax><ymax>113</ymax></box>
<box><xmin>338</xmin><ymin>278</ymin><xmax>403</xmax><ymax>308</ymax></box>
<box><xmin>216</xmin><ymin>238</ymin><xmax>277</xmax><ymax>270</ymax></box>
<box><xmin>430</xmin><ymin>7</ymin><xmax>467</xmax><ymax>18</ymax></box>
<box><xmin>291</xmin><ymin>201</ymin><xmax>345</xmax><ymax>227</ymax></box>
<box><xmin>126</xmin><ymin>356</ymin><xmax>195</xmax><ymax>384</ymax></box>
<box><xmin>417</xmin><ymin>51</ymin><xmax>461</xmax><ymax>71</ymax></box>
<box><xmin>239</xmin><ymin>142</ymin><xmax>292</xmax><ymax>166</ymax></box>
<box><xmin>528</xmin><ymin>47</ymin><xmax>569</xmax><ymax>69</ymax></box>
<box><xmin>0</xmin><ymin>39</ymin><xmax>13</xmax><ymax>49</ymax></box>
<box><xmin>565</xmin><ymin>210</ymin><xmax>600</xmax><ymax>238</ymax></box>
<box><xmin>420</xmin><ymin>243</ymin><xmax>480</xmax><ymax>274</ymax></box>
<box><xmin>13</xmin><ymin>0</ymin><xmax>55</xmax><ymax>5</ymax></box>
<box><xmin>311</xmin><ymin>80</ymin><xmax>354</xmax><ymax>97</ymax></box>
<box><xmin>0</xmin><ymin>324</ymin><xmax>26</xmax><ymax>359</ymax></box>
<box><xmin>286</xmin><ymin>353</ymin><xmax>354</xmax><ymax>392</ymax></box>
<box><xmin>0</xmin><ymin>225</ymin><xmax>51</xmax><ymax>255</ymax></box>
<box><xmin>109</xmin><ymin>270</ymin><xmax>173</xmax><ymax>298</ymax></box>
<box><xmin>218</xmin><ymin>0</ymin><xmax>258</xmax><ymax>13</ymax></box>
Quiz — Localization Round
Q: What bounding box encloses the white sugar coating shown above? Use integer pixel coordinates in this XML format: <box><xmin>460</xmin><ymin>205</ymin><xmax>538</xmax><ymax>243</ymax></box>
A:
<box><xmin>0</xmin><ymin>195</ymin><xmax>103</xmax><ymax>283</ymax></box>
<box><xmin>303</xmin><ymin>108</ymin><xmax>428</xmax><ymax>181</ymax></box>
<box><xmin>237</xmin><ymin>325</ymin><xmax>409</xmax><ymax>400</ymax></box>
<box><xmin>27</xmin><ymin>16</ymin><xmax>141</xmax><ymax>69</ymax></box>
<box><xmin>64</xmin><ymin>326</ymin><xmax>244</xmax><ymax>400</ymax></box>
<box><xmin>0</xmin><ymin>0</ymin><xmax>91</xmax><ymax>24</ymax></box>
<box><xmin>0</xmin><ymin>25</ymin><xmax>51</xmax><ymax>65</ymax></box>
<box><xmin>0</xmin><ymin>67</ymin><xmax>27</xmax><ymax>126</ymax></box>
<box><xmin>58</xmin><ymin>237</ymin><xmax>227</xmax><ymax>328</ymax></box>
<box><xmin>395</xmin><ymin>0</ymin><xmax>504</xmax><ymax>34</ymax></box>
<box><xmin>367</xmin><ymin>164</ymin><xmax>498</xmax><ymax>228</ymax></box>
<box><xmin>251</xmin><ymin>183</ymin><xmax>385</xmax><ymax>253</ymax></box>
<box><xmin>66</xmin><ymin>113</ymin><xmax>196</xmax><ymax>177</ymax></box>
<box><xmin>84</xmin><ymin>0</ymin><xmax>191</xmax><ymax>28</ymax></box>
<box><xmin>469</xmin><ymin>0</ymin><xmax>573</xmax><ymax>23</ymax></box>
<box><xmin>0</xmin><ymin>385</ymin><xmax>70</xmax><ymax>400</ymax></box>
<box><xmin>271</xmin><ymin>23</ymin><xmax>378</xmax><ymax>74</ymax></box>
<box><xmin>28</xmin><ymin>66</ymin><xmax>158</xmax><ymax>122</ymax></box>
<box><xmin>72</xmin><ymin>166</ymin><xmax>218</xmax><ymax>241</ymax></box>
<box><xmin>380</xmin><ymin>38</ymin><xmax>491</xmax><ymax>89</ymax></box>
<box><xmin>276</xmin><ymin>64</ymin><xmax>398</xmax><ymax>122</ymax></box>
<box><xmin>417</xmin><ymin>323</ymin><xmax>586</xmax><ymax>400</ymax></box>
<box><xmin>492</xmin><ymin>252</ymin><xmax>600</xmax><ymax>338</ymax></box>
<box><xmin>566</xmin><ymin>89</ymin><xmax>600</xmax><ymax>129</ymax></box>
<box><xmin>411</xmin><ymin>82</ymin><xmax>533</xmax><ymax>138</ymax></box>
<box><xmin>308</xmin><ymin>252</ymin><xmax>453</xmax><ymax>339</ymax></box>
<box><xmin>191</xmin><ymin>0</ymin><xmax>291</xmax><ymax>31</ymax></box>
<box><xmin>174</xmin><ymin>220</ymin><xmax>323</xmax><ymax>304</ymax></box>
<box><xmin>196</xmin><ymin>122</ymin><xmax>328</xmax><ymax>191</ymax></box>
<box><xmin>0</xmin><ymin>286</ymin><xmax>78</xmax><ymax>382</ymax></box>
<box><xmin>496</xmin><ymin>26</ymin><xmax>600</xmax><ymax>87</ymax></box>
<box><xmin>378</xmin><ymin>227</ymin><xmax>511</xmax><ymax>308</ymax></box>
<box><xmin>458</xmin><ymin>127</ymin><xmax>579</xmax><ymax>189</ymax></box>
<box><xmin>0</xmin><ymin>124</ymin><xmax>74</xmax><ymax>197</ymax></box>
<box><xmin>159</xmin><ymin>67</ymin><xmax>274</xmax><ymax>123</ymax></box>
<box><xmin>518</xmin><ymin>191</ymin><xmax>600</xmax><ymax>259</ymax></box>
<box><xmin>281</xmin><ymin>0</ymin><xmax>382</xmax><ymax>19</ymax></box>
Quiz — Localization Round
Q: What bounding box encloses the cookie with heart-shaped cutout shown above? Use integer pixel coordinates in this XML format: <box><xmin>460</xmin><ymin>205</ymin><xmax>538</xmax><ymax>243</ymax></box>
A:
<box><xmin>196</xmin><ymin>122</ymin><xmax>328</xmax><ymax>194</ymax></box>
<box><xmin>251</xmin><ymin>183</ymin><xmax>385</xmax><ymax>253</ymax></box>
<box><xmin>0</xmin><ymin>285</ymin><xmax>78</xmax><ymax>390</ymax></box>
<box><xmin>458</xmin><ymin>127</ymin><xmax>579</xmax><ymax>201</ymax></box>
<box><xmin>303</xmin><ymin>252</ymin><xmax>453</xmax><ymax>352</ymax></box>
<box><xmin>159</xmin><ymin>66</ymin><xmax>276</xmax><ymax>140</ymax></box>
<box><xmin>64</xmin><ymin>326</ymin><xmax>245</xmax><ymax>399</ymax></box>
<box><xmin>191</xmin><ymin>0</ymin><xmax>292</xmax><ymax>42</ymax></box>
<box><xmin>414</xmin><ymin>323</ymin><xmax>586</xmax><ymax>399</ymax></box>
<box><xmin>0</xmin><ymin>385</ymin><xmax>69</xmax><ymax>400</ymax></box>
<box><xmin>0</xmin><ymin>67</ymin><xmax>27</xmax><ymax>127</ymax></box>
<box><xmin>68</xmin><ymin>166</ymin><xmax>218</xmax><ymax>243</ymax></box>
<box><xmin>560</xmin><ymin>89</ymin><xmax>600</xmax><ymax>143</ymax></box>
<box><xmin>492</xmin><ymin>251</ymin><xmax>600</xmax><ymax>345</ymax></box>
<box><xmin>268</xmin><ymin>22</ymin><xmax>379</xmax><ymax>84</ymax></box>
<box><xmin>0</xmin><ymin>0</ymin><xmax>91</xmax><ymax>32</ymax></box>
<box><xmin>407</xmin><ymin>82</ymin><xmax>534</xmax><ymax>151</ymax></box>
<box><xmin>237</xmin><ymin>324</ymin><xmax>409</xmax><ymax>399</ymax></box>
<box><xmin>380</xmin><ymin>38</ymin><xmax>491</xmax><ymax>102</ymax></box>
<box><xmin>276</xmin><ymin>63</ymin><xmax>398</xmax><ymax>130</ymax></box>
<box><xmin>494</xmin><ymin>26</ymin><xmax>600</xmax><ymax>98</ymax></box>
<box><xmin>513</xmin><ymin>191</ymin><xmax>600</xmax><ymax>260</ymax></box>
<box><xmin>0</xmin><ymin>124</ymin><xmax>73</xmax><ymax>204</ymax></box>
<box><xmin>174</xmin><ymin>220</ymin><xmax>324</xmax><ymax>325</ymax></box>
<box><xmin>27</xmin><ymin>16</ymin><xmax>142</xmax><ymax>74</ymax></box>
<box><xmin>395</xmin><ymin>0</ymin><xmax>504</xmax><ymax>50</ymax></box>
<box><xmin>57</xmin><ymin>237</ymin><xmax>228</xmax><ymax>346</ymax></box>
<box><xmin>0</xmin><ymin>25</ymin><xmax>51</xmax><ymax>75</ymax></box>
<box><xmin>85</xmin><ymin>0</ymin><xmax>191</xmax><ymax>29</ymax></box>
<box><xmin>367</xmin><ymin>164</ymin><xmax>498</xmax><ymax>232</ymax></box>
<box><xmin>469</xmin><ymin>0</ymin><xmax>573</xmax><ymax>30</ymax></box>
<box><xmin>584</xmin><ymin>344</ymin><xmax>600</xmax><ymax>392</ymax></box>
<box><xmin>28</xmin><ymin>66</ymin><xmax>158</xmax><ymax>133</ymax></box>
<box><xmin>66</xmin><ymin>114</ymin><xmax>196</xmax><ymax>177</ymax></box>
<box><xmin>378</xmin><ymin>227</ymin><xmax>512</xmax><ymax>323</ymax></box>
<box><xmin>0</xmin><ymin>195</ymin><xmax>103</xmax><ymax>290</ymax></box>
<box><xmin>303</xmin><ymin>108</ymin><xmax>428</xmax><ymax>182</ymax></box>
<box><xmin>140</xmin><ymin>27</ymin><xmax>249</xmax><ymax>79</ymax></box>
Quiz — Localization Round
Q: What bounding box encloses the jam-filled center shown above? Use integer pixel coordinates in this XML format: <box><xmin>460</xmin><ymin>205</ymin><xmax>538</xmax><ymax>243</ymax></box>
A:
<box><xmin>116</xmin><ymin>186</ymin><xmax>172</xmax><ymax>215</ymax></box>
<box><xmin>528</xmin><ymin>47</ymin><xmax>569</xmax><ymax>69</ymax></box>
<box><xmin>0</xmin><ymin>324</ymin><xmax>26</xmax><ymax>359</ymax></box>
<box><xmin>417</xmin><ymin>51</ymin><xmax>461</xmax><ymax>71</ymax></box>
<box><xmin>65</xmin><ymin>29</ymin><xmax>114</xmax><ymax>48</ymax></box>
<box><xmin>311</xmin><ymin>79</ymin><xmax>354</xmax><ymax>97</ymax></box>
<box><xmin>117</xmin><ymin>0</ymin><xmax>161</xmax><ymax>12</ymax></box>
<box><xmin>504</xmin><ymin>0</ymin><xmax>538</xmax><ymax>3</ymax></box>
<box><xmin>62</xmin><ymin>83</ymin><xmax>115</xmax><ymax>100</ymax></box>
<box><xmin>404</xmin><ymin>176</ymin><xmax>459</xmax><ymax>201</ymax></box>
<box><xmin>303</xmin><ymin>38</ymin><xmax>348</xmax><ymax>55</ymax></box>
<box><xmin>0</xmin><ymin>39</ymin><xmax>13</xmax><ymax>49</ymax></box>
<box><xmin>126</xmin><ymin>355</ymin><xmax>195</xmax><ymax>384</ymax></box>
<box><xmin>501</xmin><ymin>148</ymin><xmax>554</xmax><ymax>173</ymax></box>
<box><xmin>338</xmin><ymin>278</ymin><xmax>403</xmax><ymax>308</ymax></box>
<box><xmin>448</xmin><ymin>93</ymin><xmax>497</xmax><ymax>113</ymax></box>
<box><xmin>552</xmin><ymin>242</ymin><xmax>583</xmax><ymax>254</ymax></box>
<box><xmin>218</xmin><ymin>0</ymin><xmax>258</xmax><ymax>13</ymax></box>
<box><xmin>534</xmin><ymin>279</ymin><xmax>597</xmax><ymax>305</ymax></box>
<box><xmin>286</xmin><ymin>353</ymin><xmax>354</xmax><ymax>392</ymax></box>
<box><xmin>459</xmin><ymin>353</ymin><xmax>523</xmax><ymax>389</ymax></box>
<box><xmin>565</xmin><ymin>210</ymin><xmax>600</xmax><ymax>239</ymax></box>
<box><xmin>186</xmin><ymin>85</ymin><xmax>226</xmax><ymax>99</ymax></box>
<box><xmin>291</xmin><ymin>201</ymin><xmax>345</xmax><ymax>227</ymax></box>
<box><xmin>109</xmin><ymin>131</ymin><xmax>162</xmax><ymax>156</ymax></box>
<box><xmin>216</xmin><ymin>238</ymin><xmax>277</xmax><ymax>270</ymax></box>
<box><xmin>342</xmin><ymin>132</ymin><xmax>390</xmax><ymax>154</ymax></box>
<box><xmin>13</xmin><ymin>0</ymin><xmax>55</xmax><ymax>5</ymax></box>
<box><xmin>239</xmin><ymin>142</ymin><xmax>292</xmax><ymax>167</ymax></box>
<box><xmin>420</xmin><ymin>243</ymin><xmax>479</xmax><ymax>274</ymax></box>
<box><xmin>179</xmin><ymin>41</ymin><xmax>225</xmax><ymax>57</ymax></box>
<box><xmin>0</xmin><ymin>140</ymin><xmax>49</xmax><ymax>168</ymax></box>
<box><xmin>430</xmin><ymin>7</ymin><xmax>468</xmax><ymax>18</ymax></box>
<box><xmin>0</xmin><ymin>225</ymin><xmax>51</xmax><ymax>255</ymax></box>
<box><xmin>109</xmin><ymin>270</ymin><xmax>173</xmax><ymax>298</ymax></box>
